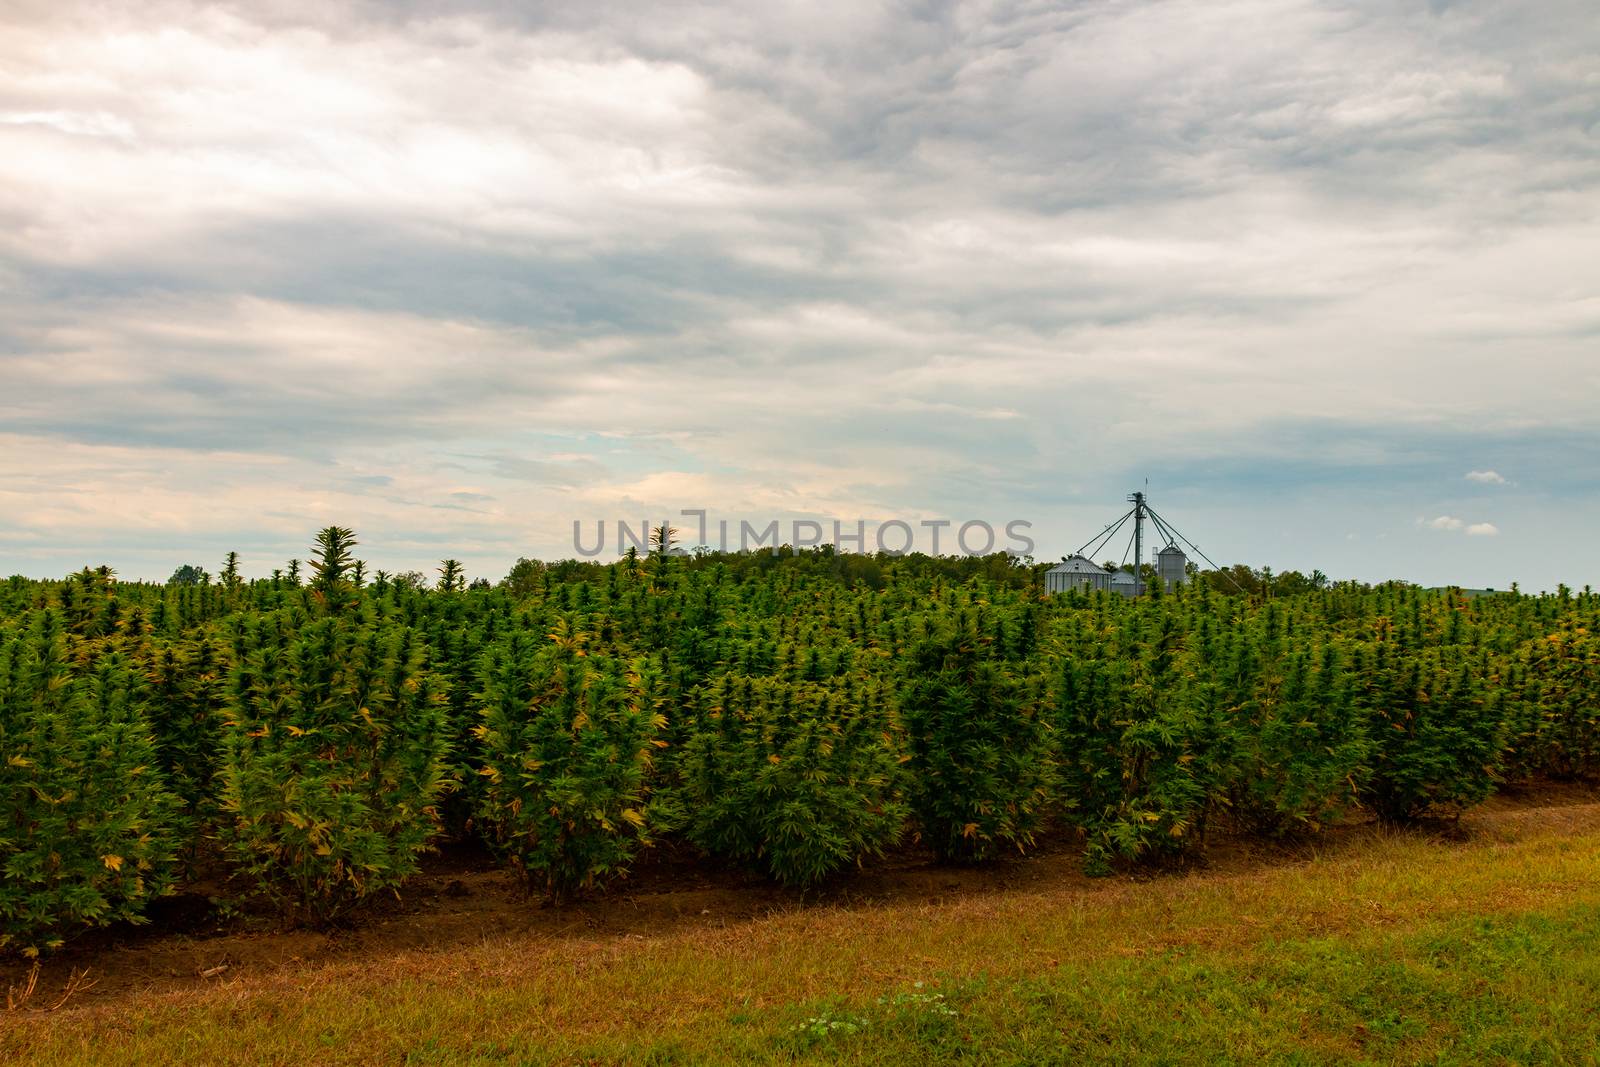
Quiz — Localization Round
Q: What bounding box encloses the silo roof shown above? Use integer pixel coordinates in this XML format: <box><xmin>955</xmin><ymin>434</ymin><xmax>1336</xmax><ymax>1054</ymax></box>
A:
<box><xmin>1047</xmin><ymin>555</ymin><xmax>1109</xmax><ymax>574</ymax></box>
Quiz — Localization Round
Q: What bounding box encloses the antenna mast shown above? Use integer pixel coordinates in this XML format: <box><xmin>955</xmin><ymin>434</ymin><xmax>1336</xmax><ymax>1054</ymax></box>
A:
<box><xmin>1128</xmin><ymin>490</ymin><xmax>1146</xmax><ymax>596</ymax></box>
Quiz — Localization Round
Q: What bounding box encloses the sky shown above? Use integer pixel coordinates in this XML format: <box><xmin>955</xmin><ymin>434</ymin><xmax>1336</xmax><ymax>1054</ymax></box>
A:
<box><xmin>2</xmin><ymin>0</ymin><xmax>1597</xmax><ymax>590</ymax></box>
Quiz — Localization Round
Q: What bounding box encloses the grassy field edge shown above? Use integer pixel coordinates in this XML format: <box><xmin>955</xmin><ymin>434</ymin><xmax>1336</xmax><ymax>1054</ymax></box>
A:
<box><xmin>5</xmin><ymin>800</ymin><xmax>1600</xmax><ymax>1065</ymax></box>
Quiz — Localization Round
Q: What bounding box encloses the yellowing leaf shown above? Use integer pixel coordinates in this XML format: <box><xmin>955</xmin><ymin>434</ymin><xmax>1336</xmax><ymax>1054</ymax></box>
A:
<box><xmin>101</xmin><ymin>854</ymin><xmax>124</xmax><ymax>871</ymax></box>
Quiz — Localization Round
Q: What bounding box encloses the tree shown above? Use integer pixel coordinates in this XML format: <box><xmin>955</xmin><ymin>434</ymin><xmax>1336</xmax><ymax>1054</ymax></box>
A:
<box><xmin>168</xmin><ymin>564</ymin><xmax>210</xmax><ymax>587</ymax></box>
<box><xmin>502</xmin><ymin>558</ymin><xmax>544</xmax><ymax>600</ymax></box>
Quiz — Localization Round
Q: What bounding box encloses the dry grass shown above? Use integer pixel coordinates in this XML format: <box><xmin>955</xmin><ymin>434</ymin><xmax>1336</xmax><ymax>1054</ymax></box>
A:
<box><xmin>4</xmin><ymin>802</ymin><xmax>1600</xmax><ymax>1064</ymax></box>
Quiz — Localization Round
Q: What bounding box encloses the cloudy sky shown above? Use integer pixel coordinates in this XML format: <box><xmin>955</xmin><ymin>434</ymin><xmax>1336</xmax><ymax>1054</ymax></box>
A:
<box><xmin>2</xmin><ymin>0</ymin><xmax>1597</xmax><ymax>589</ymax></box>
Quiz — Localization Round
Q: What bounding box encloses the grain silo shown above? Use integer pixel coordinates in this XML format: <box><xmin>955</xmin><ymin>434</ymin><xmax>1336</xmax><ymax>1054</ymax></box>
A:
<box><xmin>1053</xmin><ymin>489</ymin><xmax>1223</xmax><ymax>598</ymax></box>
<box><xmin>1157</xmin><ymin>544</ymin><xmax>1188</xmax><ymax>589</ymax></box>
<box><xmin>1044</xmin><ymin>555</ymin><xmax>1112</xmax><ymax>593</ymax></box>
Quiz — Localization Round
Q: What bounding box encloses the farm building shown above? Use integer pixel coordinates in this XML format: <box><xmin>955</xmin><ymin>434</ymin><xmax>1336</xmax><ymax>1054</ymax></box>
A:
<box><xmin>1052</xmin><ymin>491</ymin><xmax>1198</xmax><ymax>597</ymax></box>
<box><xmin>1043</xmin><ymin>554</ymin><xmax>1112</xmax><ymax>593</ymax></box>
<box><xmin>1045</xmin><ymin>544</ymin><xmax>1189</xmax><ymax>597</ymax></box>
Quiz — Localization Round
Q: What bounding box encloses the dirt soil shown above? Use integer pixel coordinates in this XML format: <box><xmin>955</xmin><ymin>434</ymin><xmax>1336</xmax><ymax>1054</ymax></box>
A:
<box><xmin>5</xmin><ymin>780</ymin><xmax>1597</xmax><ymax>1010</ymax></box>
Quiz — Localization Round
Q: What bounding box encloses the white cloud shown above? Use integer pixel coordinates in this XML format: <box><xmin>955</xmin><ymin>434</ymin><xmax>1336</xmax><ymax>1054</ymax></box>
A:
<box><xmin>0</xmin><ymin>0</ymin><xmax>1597</xmax><ymax>586</ymax></box>
<box><xmin>1420</xmin><ymin>516</ymin><xmax>1501</xmax><ymax>538</ymax></box>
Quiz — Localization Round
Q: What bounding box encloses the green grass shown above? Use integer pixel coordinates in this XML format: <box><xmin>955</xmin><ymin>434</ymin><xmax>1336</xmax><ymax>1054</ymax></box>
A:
<box><xmin>7</xmin><ymin>812</ymin><xmax>1600</xmax><ymax>1065</ymax></box>
<box><xmin>743</xmin><ymin>908</ymin><xmax>1600</xmax><ymax>1065</ymax></box>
